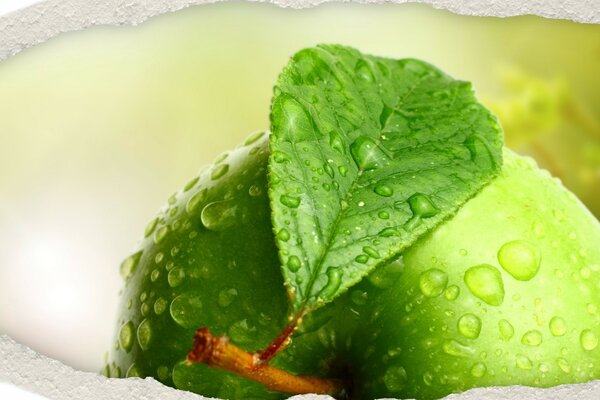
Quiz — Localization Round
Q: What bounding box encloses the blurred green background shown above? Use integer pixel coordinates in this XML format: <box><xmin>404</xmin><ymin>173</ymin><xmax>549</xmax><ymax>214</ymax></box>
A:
<box><xmin>0</xmin><ymin>2</ymin><xmax>599</xmax><ymax>373</ymax></box>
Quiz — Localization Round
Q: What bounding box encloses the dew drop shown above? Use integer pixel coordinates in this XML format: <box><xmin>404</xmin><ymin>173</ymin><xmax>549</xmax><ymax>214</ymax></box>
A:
<box><xmin>522</xmin><ymin>330</ymin><xmax>543</xmax><ymax>347</ymax></box>
<box><xmin>557</xmin><ymin>357</ymin><xmax>571</xmax><ymax>373</ymax></box>
<box><xmin>280</xmin><ymin>194</ymin><xmax>301</xmax><ymax>208</ymax></box>
<box><xmin>126</xmin><ymin>363</ymin><xmax>141</xmax><ymax>378</ymax></box>
<box><xmin>374</xmin><ymin>184</ymin><xmax>393</xmax><ymax>197</ymax></box>
<box><xmin>338</xmin><ymin>165</ymin><xmax>348</xmax><ymax>177</ymax></box>
<box><xmin>170</xmin><ymin>293</ymin><xmax>203</xmax><ymax>328</ymax></box>
<box><xmin>445</xmin><ymin>285</ymin><xmax>460</xmax><ymax>301</ymax></box>
<box><xmin>355</xmin><ymin>254</ymin><xmax>369</xmax><ymax>264</ymax></box>
<box><xmin>277</xmin><ymin>229</ymin><xmax>291</xmax><ymax>242</ymax></box>
<box><xmin>581</xmin><ymin>329</ymin><xmax>598</xmax><ymax>351</ymax></box>
<box><xmin>355</xmin><ymin>59</ymin><xmax>375</xmax><ymax>82</ymax></box>
<box><xmin>244</xmin><ymin>131</ymin><xmax>265</xmax><ymax>146</ymax></box>
<box><xmin>168</xmin><ymin>267</ymin><xmax>185</xmax><ymax>287</ymax></box>
<box><xmin>201</xmin><ymin>200</ymin><xmax>237</xmax><ymax>231</ymax></box>
<box><xmin>470</xmin><ymin>362</ymin><xmax>487</xmax><ymax>378</ymax></box>
<box><xmin>497</xmin><ymin>240</ymin><xmax>541</xmax><ymax>281</ymax></box>
<box><xmin>499</xmin><ymin>319</ymin><xmax>515</xmax><ymax>340</ymax></box>
<box><xmin>157</xmin><ymin>365</ymin><xmax>170</xmax><ymax>382</ymax></box>
<box><xmin>154</xmin><ymin>252</ymin><xmax>164</xmax><ymax>264</ymax></box>
<box><xmin>464</xmin><ymin>264</ymin><xmax>505</xmax><ymax>306</ymax></box>
<box><xmin>248</xmin><ymin>184</ymin><xmax>263</xmax><ymax>197</ymax></box>
<box><xmin>154</xmin><ymin>297</ymin><xmax>167</xmax><ymax>315</ymax></box>
<box><xmin>324</xmin><ymin>163</ymin><xmax>334</xmax><ymax>178</ymax></box>
<box><xmin>383</xmin><ymin>365</ymin><xmax>408</xmax><ymax>392</ymax></box>
<box><xmin>329</xmin><ymin>131</ymin><xmax>345</xmax><ymax>154</ymax></box>
<box><xmin>137</xmin><ymin>319</ymin><xmax>152</xmax><ymax>351</ymax></box>
<box><xmin>321</xmin><ymin>267</ymin><xmax>342</xmax><ymax>298</ymax></box>
<box><xmin>442</xmin><ymin>340</ymin><xmax>475</xmax><ymax>357</ymax></box>
<box><xmin>287</xmin><ymin>256</ymin><xmax>302</xmax><ymax>272</ymax></box>
<box><xmin>120</xmin><ymin>251</ymin><xmax>143</xmax><ymax>280</ymax></box>
<box><xmin>378</xmin><ymin>211</ymin><xmax>390</xmax><ymax>220</ymax></box>
<box><xmin>119</xmin><ymin>321</ymin><xmax>135</xmax><ymax>352</ymax></box>
<box><xmin>150</xmin><ymin>269</ymin><xmax>160</xmax><ymax>282</ymax></box>
<box><xmin>458</xmin><ymin>314</ymin><xmax>482</xmax><ymax>339</ymax></box>
<box><xmin>218</xmin><ymin>288</ymin><xmax>239</xmax><ymax>308</ymax></box>
<box><xmin>363</xmin><ymin>246</ymin><xmax>381</xmax><ymax>259</ymax></box>
<box><xmin>154</xmin><ymin>226</ymin><xmax>169</xmax><ymax>244</ymax></box>
<box><xmin>183</xmin><ymin>176</ymin><xmax>199</xmax><ymax>192</ymax></box>
<box><xmin>211</xmin><ymin>164</ymin><xmax>229</xmax><ymax>180</ymax></box>
<box><xmin>141</xmin><ymin>302</ymin><xmax>151</xmax><ymax>317</ymax></box>
<box><xmin>516</xmin><ymin>354</ymin><xmax>533</xmax><ymax>370</ymax></box>
<box><xmin>408</xmin><ymin>193</ymin><xmax>440</xmax><ymax>218</ymax></box>
<box><xmin>144</xmin><ymin>218</ymin><xmax>159</xmax><ymax>238</ymax></box>
<box><xmin>419</xmin><ymin>269</ymin><xmax>448</xmax><ymax>298</ymax></box>
<box><xmin>350</xmin><ymin>136</ymin><xmax>389</xmax><ymax>171</ymax></box>
<box><xmin>272</xmin><ymin>151</ymin><xmax>289</xmax><ymax>163</ymax></box>
<box><xmin>186</xmin><ymin>189</ymin><xmax>208</xmax><ymax>214</ymax></box>
<box><xmin>549</xmin><ymin>317</ymin><xmax>567</xmax><ymax>337</ymax></box>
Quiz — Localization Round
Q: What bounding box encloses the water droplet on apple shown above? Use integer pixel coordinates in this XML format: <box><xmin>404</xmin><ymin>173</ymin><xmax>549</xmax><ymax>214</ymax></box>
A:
<box><xmin>549</xmin><ymin>316</ymin><xmax>567</xmax><ymax>337</ymax></box>
<box><xmin>445</xmin><ymin>285</ymin><xmax>460</xmax><ymax>301</ymax></box>
<box><xmin>423</xmin><ymin>371</ymin><xmax>434</xmax><ymax>386</ymax></box>
<box><xmin>186</xmin><ymin>189</ymin><xmax>208</xmax><ymax>214</ymax></box>
<box><xmin>157</xmin><ymin>365</ymin><xmax>170</xmax><ymax>382</ymax></box>
<box><xmin>140</xmin><ymin>302</ymin><xmax>150</xmax><ymax>317</ymax></box>
<box><xmin>458</xmin><ymin>314</ymin><xmax>482</xmax><ymax>339</ymax></box>
<box><xmin>183</xmin><ymin>176</ymin><xmax>199</xmax><ymax>192</ymax></box>
<box><xmin>218</xmin><ymin>288</ymin><xmax>238</xmax><ymax>308</ymax></box>
<box><xmin>119</xmin><ymin>321</ymin><xmax>134</xmax><ymax>352</ymax></box>
<box><xmin>464</xmin><ymin>264</ymin><xmax>505</xmax><ymax>306</ymax></box>
<box><xmin>280</xmin><ymin>194</ymin><xmax>301</xmax><ymax>208</ymax></box>
<box><xmin>408</xmin><ymin>193</ymin><xmax>440</xmax><ymax>218</ymax></box>
<box><xmin>442</xmin><ymin>340</ymin><xmax>475</xmax><ymax>357</ymax></box>
<box><xmin>150</xmin><ymin>269</ymin><xmax>160</xmax><ymax>282</ymax></box>
<box><xmin>170</xmin><ymin>293</ymin><xmax>203</xmax><ymax>328</ymax></box>
<box><xmin>499</xmin><ymin>319</ymin><xmax>515</xmax><ymax>340</ymax></box>
<box><xmin>201</xmin><ymin>200</ymin><xmax>238</xmax><ymax>231</ymax></box>
<box><xmin>144</xmin><ymin>218</ymin><xmax>159</xmax><ymax>238</ymax></box>
<box><xmin>498</xmin><ymin>240</ymin><xmax>541</xmax><ymax>281</ymax></box>
<box><xmin>120</xmin><ymin>251</ymin><xmax>143</xmax><ymax>280</ymax></box>
<box><xmin>211</xmin><ymin>164</ymin><xmax>229</xmax><ymax>180</ymax></box>
<box><xmin>126</xmin><ymin>363</ymin><xmax>141</xmax><ymax>378</ymax></box>
<box><xmin>383</xmin><ymin>365</ymin><xmax>408</xmax><ymax>392</ymax></box>
<box><xmin>248</xmin><ymin>184</ymin><xmax>262</xmax><ymax>197</ymax></box>
<box><xmin>154</xmin><ymin>226</ymin><xmax>169</xmax><ymax>244</ymax></box>
<box><xmin>228</xmin><ymin>319</ymin><xmax>257</xmax><ymax>345</ymax></box>
<box><xmin>521</xmin><ymin>330</ymin><xmax>543</xmax><ymax>347</ymax></box>
<box><xmin>137</xmin><ymin>319</ymin><xmax>152</xmax><ymax>351</ymax></box>
<box><xmin>374</xmin><ymin>184</ymin><xmax>393</xmax><ymax>197</ymax></box>
<box><xmin>350</xmin><ymin>136</ymin><xmax>388</xmax><ymax>171</ymax></box>
<box><xmin>419</xmin><ymin>269</ymin><xmax>448</xmax><ymax>298</ymax></box>
<box><xmin>243</xmin><ymin>131</ymin><xmax>265</xmax><ymax>146</ymax></box>
<box><xmin>581</xmin><ymin>329</ymin><xmax>598</xmax><ymax>351</ymax></box>
<box><xmin>287</xmin><ymin>256</ymin><xmax>302</xmax><ymax>272</ymax></box>
<box><xmin>168</xmin><ymin>267</ymin><xmax>185</xmax><ymax>287</ymax></box>
<box><xmin>154</xmin><ymin>297</ymin><xmax>167</xmax><ymax>315</ymax></box>
<box><xmin>557</xmin><ymin>357</ymin><xmax>571</xmax><ymax>373</ymax></box>
<box><xmin>516</xmin><ymin>354</ymin><xmax>533</xmax><ymax>370</ymax></box>
<box><xmin>470</xmin><ymin>362</ymin><xmax>487</xmax><ymax>378</ymax></box>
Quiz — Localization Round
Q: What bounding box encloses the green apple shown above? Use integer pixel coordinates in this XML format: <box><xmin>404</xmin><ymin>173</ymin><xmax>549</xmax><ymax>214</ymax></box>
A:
<box><xmin>107</xmin><ymin>132</ymin><xmax>600</xmax><ymax>399</ymax></box>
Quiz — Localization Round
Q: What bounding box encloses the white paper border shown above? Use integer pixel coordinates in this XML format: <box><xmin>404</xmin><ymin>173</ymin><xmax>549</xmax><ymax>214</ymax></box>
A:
<box><xmin>1</xmin><ymin>0</ymin><xmax>600</xmax><ymax>399</ymax></box>
<box><xmin>0</xmin><ymin>0</ymin><xmax>599</xmax><ymax>61</ymax></box>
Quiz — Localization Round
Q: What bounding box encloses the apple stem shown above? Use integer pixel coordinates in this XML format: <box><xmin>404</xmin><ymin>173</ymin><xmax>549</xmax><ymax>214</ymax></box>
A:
<box><xmin>188</xmin><ymin>327</ymin><xmax>345</xmax><ymax>397</ymax></box>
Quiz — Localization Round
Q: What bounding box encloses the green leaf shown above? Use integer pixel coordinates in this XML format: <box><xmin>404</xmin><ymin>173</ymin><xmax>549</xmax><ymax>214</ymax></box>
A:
<box><xmin>268</xmin><ymin>44</ymin><xmax>503</xmax><ymax>315</ymax></box>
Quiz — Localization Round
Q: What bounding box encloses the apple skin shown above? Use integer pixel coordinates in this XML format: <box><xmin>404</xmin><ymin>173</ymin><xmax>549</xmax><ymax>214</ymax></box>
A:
<box><xmin>108</xmin><ymin>132</ymin><xmax>600</xmax><ymax>400</ymax></box>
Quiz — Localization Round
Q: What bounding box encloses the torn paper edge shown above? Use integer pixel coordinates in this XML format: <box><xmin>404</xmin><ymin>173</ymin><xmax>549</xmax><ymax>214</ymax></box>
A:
<box><xmin>2</xmin><ymin>334</ymin><xmax>600</xmax><ymax>399</ymax></box>
<box><xmin>0</xmin><ymin>0</ymin><xmax>599</xmax><ymax>62</ymax></box>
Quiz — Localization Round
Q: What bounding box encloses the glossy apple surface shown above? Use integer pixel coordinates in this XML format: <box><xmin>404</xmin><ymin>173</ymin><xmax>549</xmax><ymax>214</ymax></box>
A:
<box><xmin>108</xmin><ymin>133</ymin><xmax>600</xmax><ymax>400</ymax></box>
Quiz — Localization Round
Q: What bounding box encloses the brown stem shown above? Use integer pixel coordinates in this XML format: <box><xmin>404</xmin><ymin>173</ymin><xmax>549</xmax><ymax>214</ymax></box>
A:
<box><xmin>187</xmin><ymin>327</ymin><xmax>344</xmax><ymax>397</ymax></box>
<box><xmin>256</xmin><ymin>320</ymin><xmax>299</xmax><ymax>364</ymax></box>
